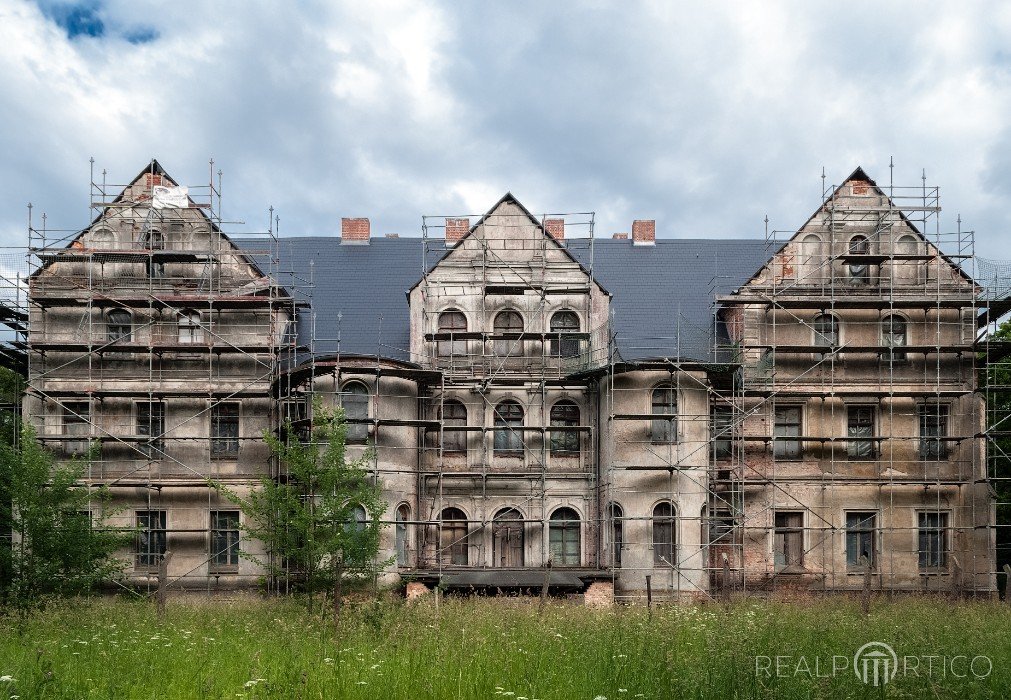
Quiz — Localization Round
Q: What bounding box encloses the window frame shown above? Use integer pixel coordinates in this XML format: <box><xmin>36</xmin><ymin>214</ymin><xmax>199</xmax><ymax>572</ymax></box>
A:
<box><xmin>493</xmin><ymin>400</ymin><xmax>524</xmax><ymax>455</ymax></box>
<box><xmin>136</xmin><ymin>510</ymin><xmax>167</xmax><ymax>570</ymax></box>
<box><xmin>711</xmin><ymin>404</ymin><xmax>733</xmax><ymax>460</ymax></box>
<box><xmin>774</xmin><ymin>511</ymin><xmax>805</xmax><ymax>570</ymax></box>
<box><xmin>211</xmin><ymin>402</ymin><xmax>240</xmax><ymax>458</ymax></box>
<box><xmin>107</xmin><ymin>309</ymin><xmax>133</xmax><ymax>343</ymax></box>
<box><xmin>339</xmin><ymin>381</ymin><xmax>370</xmax><ymax>445</ymax></box>
<box><xmin>210</xmin><ymin>510</ymin><xmax>240</xmax><ymax>572</ymax></box>
<box><xmin>846</xmin><ymin>405</ymin><xmax>876</xmax><ymax>459</ymax></box>
<box><xmin>845</xmin><ymin>511</ymin><xmax>877</xmax><ymax>570</ymax></box>
<box><xmin>437</xmin><ymin>309</ymin><xmax>468</xmax><ymax>358</ymax></box>
<box><xmin>773</xmin><ymin>405</ymin><xmax>802</xmax><ymax>460</ymax></box>
<box><xmin>492</xmin><ymin>507</ymin><xmax>525</xmax><ymax>568</ymax></box>
<box><xmin>651</xmin><ymin>501</ymin><xmax>677</xmax><ymax>567</ymax></box>
<box><xmin>178</xmin><ymin>310</ymin><xmax>203</xmax><ymax>344</ymax></box>
<box><xmin>919</xmin><ymin>404</ymin><xmax>949</xmax><ymax>460</ymax></box>
<box><xmin>650</xmin><ymin>385</ymin><xmax>678</xmax><ymax>444</ymax></box>
<box><xmin>549</xmin><ymin>309</ymin><xmax>581</xmax><ymax>358</ymax></box>
<box><xmin>493</xmin><ymin>309</ymin><xmax>524</xmax><ymax>357</ymax></box>
<box><xmin>440</xmin><ymin>399</ymin><xmax>467</xmax><ymax>454</ymax></box>
<box><xmin>395</xmin><ymin>503</ymin><xmax>411</xmax><ymax>567</ymax></box>
<box><xmin>608</xmin><ymin>502</ymin><xmax>623</xmax><ymax>568</ymax></box>
<box><xmin>881</xmin><ymin>314</ymin><xmax>907</xmax><ymax>362</ymax></box>
<box><xmin>61</xmin><ymin>400</ymin><xmax>91</xmax><ymax>456</ymax></box>
<box><xmin>847</xmin><ymin>234</ymin><xmax>871</xmax><ymax>284</ymax></box>
<box><xmin>548</xmin><ymin>507</ymin><xmax>581</xmax><ymax>567</ymax></box>
<box><xmin>136</xmin><ymin>401</ymin><xmax>166</xmax><ymax>459</ymax></box>
<box><xmin>439</xmin><ymin>507</ymin><xmax>468</xmax><ymax>566</ymax></box>
<box><xmin>917</xmin><ymin>511</ymin><xmax>949</xmax><ymax>571</ymax></box>
<box><xmin>549</xmin><ymin>400</ymin><xmax>580</xmax><ymax>456</ymax></box>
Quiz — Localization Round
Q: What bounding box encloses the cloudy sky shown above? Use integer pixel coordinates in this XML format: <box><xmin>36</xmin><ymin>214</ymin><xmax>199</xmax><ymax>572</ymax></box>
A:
<box><xmin>1</xmin><ymin>0</ymin><xmax>1009</xmax><ymax>259</ymax></box>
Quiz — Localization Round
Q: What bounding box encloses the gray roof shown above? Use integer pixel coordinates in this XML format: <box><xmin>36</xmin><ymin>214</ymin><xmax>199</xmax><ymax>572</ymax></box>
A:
<box><xmin>239</xmin><ymin>237</ymin><xmax>777</xmax><ymax>364</ymax></box>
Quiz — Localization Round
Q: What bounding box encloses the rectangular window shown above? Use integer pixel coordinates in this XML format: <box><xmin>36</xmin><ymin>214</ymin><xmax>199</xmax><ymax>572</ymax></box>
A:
<box><xmin>918</xmin><ymin>512</ymin><xmax>948</xmax><ymax>570</ymax></box>
<box><xmin>210</xmin><ymin>510</ymin><xmax>240</xmax><ymax>570</ymax></box>
<box><xmin>711</xmin><ymin>405</ymin><xmax>733</xmax><ymax>460</ymax></box>
<box><xmin>136</xmin><ymin>510</ymin><xmax>167</xmax><ymax>569</ymax></box>
<box><xmin>62</xmin><ymin>401</ymin><xmax>91</xmax><ymax>456</ymax></box>
<box><xmin>919</xmin><ymin>405</ymin><xmax>949</xmax><ymax>459</ymax></box>
<box><xmin>773</xmin><ymin>406</ymin><xmax>801</xmax><ymax>459</ymax></box>
<box><xmin>211</xmin><ymin>403</ymin><xmax>240</xmax><ymax>457</ymax></box>
<box><xmin>845</xmin><ymin>512</ymin><xmax>876</xmax><ymax>569</ymax></box>
<box><xmin>137</xmin><ymin>401</ymin><xmax>165</xmax><ymax>458</ymax></box>
<box><xmin>774</xmin><ymin>511</ymin><xmax>804</xmax><ymax>569</ymax></box>
<box><xmin>847</xmin><ymin>406</ymin><xmax>876</xmax><ymax>459</ymax></box>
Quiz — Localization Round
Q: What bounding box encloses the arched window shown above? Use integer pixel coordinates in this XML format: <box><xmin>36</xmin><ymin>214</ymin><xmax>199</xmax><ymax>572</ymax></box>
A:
<box><xmin>493</xmin><ymin>400</ymin><xmax>524</xmax><ymax>454</ymax></box>
<box><xmin>895</xmin><ymin>234</ymin><xmax>919</xmax><ymax>282</ymax></box>
<box><xmin>441</xmin><ymin>400</ymin><xmax>467</xmax><ymax>453</ymax></box>
<box><xmin>107</xmin><ymin>309</ymin><xmax>132</xmax><ymax>342</ymax></box>
<box><xmin>493</xmin><ymin>310</ymin><xmax>524</xmax><ymax>357</ymax></box>
<box><xmin>178</xmin><ymin>310</ymin><xmax>202</xmax><ymax>344</ymax></box>
<box><xmin>339</xmin><ymin>382</ymin><xmax>369</xmax><ymax>444</ymax></box>
<box><xmin>395</xmin><ymin>504</ymin><xmax>411</xmax><ymax>567</ymax></box>
<box><xmin>896</xmin><ymin>234</ymin><xmax>917</xmax><ymax>255</ymax></box>
<box><xmin>437</xmin><ymin>310</ymin><xmax>467</xmax><ymax>358</ymax></box>
<box><xmin>549</xmin><ymin>400</ymin><xmax>580</xmax><ymax>456</ymax></box>
<box><xmin>848</xmin><ymin>235</ymin><xmax>870</xmax><ymax>283</ymax></box>
<box><xmin>652</xmin><ymin>502</ymin><xmax>676</xmax><ymax>566</ymax></box>
<box><xmin>351</xmin><ymin>505</ymin><xmax>367</xmax><ymax>531</ymax></box>
<box><xmin>608</xmin><ymin>502</ymin><xmax>624</xmax><ymax>568</ymax></box>
<box><xmin>492</xmin><ymin>508</ymin><xmax>524</xmax><ymax>567</ymax></box>
<box><xmin>882</xmin><ymin>314</ymin><xmax>907</xmax><ymax>362</ymax></box>
<box><xmin>549</xmin><ymin>310</ymin><xmax>580</xmax><ymax>358</ymax></box>
<box><xmin>651</xmin><ymin>386</ymin><xmax>677</xmax><ymax>444</ymax></box>
<box><xmin>801</xmin><ymin>234</ymin><xmax>822</xmax><ymax>280</ymax></box>
<box><xmin>439</xmin><ymin>507</ymin><xmax>468</xmax><ymax>566</ymax></box>
<box><xmin>549</xmin><ymin>507</ymin><xmax>580</xmax><ymax>566</ymax></box>
<box><xmin>813</xmin><ymin>314</ymin><xmax>839</xmax><ymax>347</ymax></box>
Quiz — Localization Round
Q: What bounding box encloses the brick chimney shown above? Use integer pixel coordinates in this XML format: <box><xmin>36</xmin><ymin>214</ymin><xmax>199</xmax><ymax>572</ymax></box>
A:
<box><xmin>632</xmin><ymin>219</ymin><xmax>655</xmax><ymax>246</ymax></box>
<box><xmin>341</xmin><ymin>217</ymin><xmax>370</xmax><ymax>244</ymax></box>
<box><xmin>544</xmin><ymin>218</ymin><xmax>564</xmax><ymax>241</ymax></box>
<box><xmin>445</xmin><ymin>218</ymin><xmax>470</xmax><ymax>245</ymax></box>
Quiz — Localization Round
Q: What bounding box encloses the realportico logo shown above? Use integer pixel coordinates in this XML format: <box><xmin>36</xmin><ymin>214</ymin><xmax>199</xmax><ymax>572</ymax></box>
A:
<box><xmin>755</xmin><ymin>641</ymin><xmax>992</xmax><ymax>686</ymax></box>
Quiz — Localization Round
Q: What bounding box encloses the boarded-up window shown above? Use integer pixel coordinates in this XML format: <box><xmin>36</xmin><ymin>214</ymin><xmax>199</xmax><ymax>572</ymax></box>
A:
<box><xmin>492</xmin><ymin>508</ymin><xmax>524</xmax><ymax>567</ymax></box>
<box><xmin>774</xmin><ymin>406</ymin><xmax>801</xmax><ymax>459</ymax></box>
<box><xmin>774</xmin><ymin>511</ymin><xmax>804</xmax><ymax>569</ymax></box>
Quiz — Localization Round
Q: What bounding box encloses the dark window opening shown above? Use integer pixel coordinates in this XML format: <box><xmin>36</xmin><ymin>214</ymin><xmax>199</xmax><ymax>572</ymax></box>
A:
<box><xmin>549</xmin><ymin>400</ymin><xmax>580</xmax><ymax>455</ymax></box>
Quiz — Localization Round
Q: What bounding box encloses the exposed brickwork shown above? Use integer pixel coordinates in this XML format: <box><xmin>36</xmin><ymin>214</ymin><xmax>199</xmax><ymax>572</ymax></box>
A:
<box><xmin>445</xmin><ymin>218</ymin><xmax>470</xmax><ymax>243</ymax></box>
<box><xmin>341</xmin><ymin>217</ymin><xmax>370</xmax><ymax>242</ymax></box>
<box><xmin>544</xmin><ymin>218</ymin><xmax>564</xmax><ymax>241</ymax></box>
<box><xmin>632</xmin><ymin>219</ymin><xmax>655</xmax><ymax>245</ymax></box>
<box><xmin>583</xmin><ymin>581</ymin><xmax>614</xmax><ymax>608</ymax></box>
<box><xmin>851</xmin><ymin>180</ymin><xmax>869</xmax><ymax>195</ymax></box>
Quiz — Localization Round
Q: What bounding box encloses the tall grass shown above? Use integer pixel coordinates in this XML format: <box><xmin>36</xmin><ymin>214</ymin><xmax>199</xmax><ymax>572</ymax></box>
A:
<box><xmin>0</xmin><ymin>596</ymin><xmax>1008</xmax><ymax>699</ymax></box>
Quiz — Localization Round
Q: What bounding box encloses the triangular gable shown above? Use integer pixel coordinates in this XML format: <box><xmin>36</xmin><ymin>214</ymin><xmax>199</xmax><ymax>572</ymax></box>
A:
<box><xmin>407</xmin><ymin>192</ymin><xmax>610</xmax><ymax>296</ymax></box>
<box><xmin>33</xmin><ymin>159</ymin><xmax>275</xmax><ymax>286</ymax></box>
<box><xmin>731</xmin><ymin>165</ymin><xmax>973</xmax><ymax>292</ymax></box>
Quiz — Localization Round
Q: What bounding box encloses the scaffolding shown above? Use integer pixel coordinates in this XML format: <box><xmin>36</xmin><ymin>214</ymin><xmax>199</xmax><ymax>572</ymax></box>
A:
<box><xmin>9</xmin><ymin>159</ymin><xmax>300</xmax><ymax>592</ymax></box>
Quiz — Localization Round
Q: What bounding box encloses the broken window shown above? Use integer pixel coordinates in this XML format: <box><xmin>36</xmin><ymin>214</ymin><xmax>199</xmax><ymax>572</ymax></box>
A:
<box><xmin>848</xmin><ymin>235</ymin><xmax>870</xmax><ymax>283</ymax></box>
<box><xmin>211</xmin><ymin>402</ymin><xmax>240</xmax><ymax>457</ymax></box>
<box><xmin>492</xmin><ymin>507</ymin><xmax>524</xmax><ymax>567</ymax></box>
<box><xmin>774</xmin><ymin>511</ymin><xmax>804</xmax><ymax>569</ymax></box>
<box><xmin>493</xmin><ymin>310</ymin><xmax>523</xmax><ymax>357</ymax></box>
<box><xmin>845</xmin><ymin>511</ymin><xmax>876</xmax><ymax>569</ymax></box>
<box><xmin>847</xmin><ymin>406</ymin><xmax>876</xmax><ymax>459</ymax></box>
<box><xmin>178</xmin><ymin>310</ymin><xmax>203</xmax><ymax>344</ymax></box>
<box><xmin>919</xmin><ymin>404</ymin><xmax>949</xmax><ymax>459</ymax></box>
<box><xmin>437</xmin><ymin>310</ymin><xmax>467</xmax><ymax>358</ymax></box>
<box><xmin>773</xmin><ymin>406</ymin><xmax>801</xmax><ymax>459</ymax></box>
<box><xmin>339</xmin><ymin>382</ymin><xmax>369</xmax><ymax>444</ymax></box>
<box><xmin>62</xmin><ymin>401</ymin><xmax>91</xmax><ymax>456</ymax></box>
<box><xmin>711</xmin><ymin>404</ymin><xmax>733</xmax><ymax>459</ymax></box>
<box><xmin>136</xmin><ymin>510</ymin><xmax>167</xmax><ymax>569</ymax></box>
<box><xmin>549</xmin><ymin>310</ymin><xmax>580</xmax><ymax>358</ymax></box>
<box><xmin>107</xmin><ymin>309</ymin><xmax>132</xmax><ymax>342</ymax></box>
<box><xmin>652</xmin><ymin>501</ymin><xmax>676</xmax><ymax>566</ymax></box>
<box><xmin>137</xmin><ymin>401</ymin><xmax>165</xmax><ymax>459</ymax></box>
<box><xmin>493</xmin><ymin>400</ymin><xmax>524</xmax><ymax>454</ymax></box>
<box><xmin>918</xmin><ymin>511</ymin><xmax>948</xmax><ymax>570</ymax></box>
<box><xmin>651</xmin><ymin>386</ymin><xmax>677</xmax><ymax>444</ymax></box>
<box><xmin>210</xmin><ymin>510</ymin><xmax>240</xmax><ymax>570</ymax></box>
<box><xmin>549</xmin><ymin>400</ymin><xmax>579</xmax><ymax>455</ymax></box>
<box><xmin>608</xmin><ymin>502</ymin><xmax>623</xmax><ymax>568</ymax></box>
<box><xmin>395</xmin><ymin>504</ymin><xmax>410</xmax><ymax>567</ymax></box>
<box><xmin>439</xmin><ymin>507</ymin><xmax>468</xmax><ymax>566</ymax></box>
<box><xmin>549</xmin><ymin>507</ymin><xmax>580</xmax><ymax>566</ymax></box>
<box><xmin>881</xmin><ymin>314</ymin><xmax>907</xmax><ymax>362</ymax></box>
<box><xmin>441</xmin><ymin>400</ymin><xmax>467</xmax><ymax>453</ymax></box>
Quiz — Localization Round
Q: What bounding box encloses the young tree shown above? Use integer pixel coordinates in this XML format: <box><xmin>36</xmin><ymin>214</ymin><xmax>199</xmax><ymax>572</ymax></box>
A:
<box><xmin>218</xmin><ymin>404</ymin><xmax>389</xmax><ymax>623</ymax></box>
<box><xmin>982</xmin><ymin>319</ymin><xmax>1011</xmax><ymax>593</ymax></box>
<box><xmin>0</xmin><ymin>424</ymin><xmax>128</xmax><ymax>608</ymax></box>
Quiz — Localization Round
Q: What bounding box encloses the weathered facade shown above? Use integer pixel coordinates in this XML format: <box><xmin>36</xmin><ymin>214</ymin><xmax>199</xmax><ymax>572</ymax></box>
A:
<box><xmin>15</xmin><ymin>162</ymin><xmax>999</xmax><ymax>600</ymax></box>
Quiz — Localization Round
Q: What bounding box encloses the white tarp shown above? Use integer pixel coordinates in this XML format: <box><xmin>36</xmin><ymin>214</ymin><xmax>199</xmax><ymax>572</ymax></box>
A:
<box><xmin>152</xmin><ymin>185</ymin><xmax>189</xmax><ymax>209</ymax></box>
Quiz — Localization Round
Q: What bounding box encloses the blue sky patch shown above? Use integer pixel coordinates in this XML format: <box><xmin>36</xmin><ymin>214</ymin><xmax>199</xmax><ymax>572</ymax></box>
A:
<box><xmin>39</xmin><ymin>1</ymin><xmax>105</xmax><ymax>40</ymax></box>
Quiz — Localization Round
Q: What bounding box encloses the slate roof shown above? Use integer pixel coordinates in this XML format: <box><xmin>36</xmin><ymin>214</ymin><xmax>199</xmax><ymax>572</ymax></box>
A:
<box><xmin>241</xmin><ymin>236</ymin><xmax>778</xmax><ymax>365</ymax></box>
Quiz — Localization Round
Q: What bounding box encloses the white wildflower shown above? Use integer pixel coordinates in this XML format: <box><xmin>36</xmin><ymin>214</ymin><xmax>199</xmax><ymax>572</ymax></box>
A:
<box><xmin>0</xmin><ymin>676</ymin><xmax>15</xmax><ymax>682</ymax></box>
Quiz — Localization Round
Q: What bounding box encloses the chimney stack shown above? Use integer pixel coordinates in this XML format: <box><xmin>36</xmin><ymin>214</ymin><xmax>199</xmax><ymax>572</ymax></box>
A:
<box><xmin>544</xmin><ymin>218</ymin><xmax>565</xmax><ymax>241</ymax></box>
<box><xmin>445</xmin><ymin>218</ymin><xmax>470</xmax><ymax>245</ymax></box>
<box><xmin>632</xmin><ymin>219</ymin><xmax>655</xmax><ymax>246</ymax></box>
<box><xmin>341</xmin><ymin>217</ymin><xmax>370</xmax><ymax>244</ymax></box>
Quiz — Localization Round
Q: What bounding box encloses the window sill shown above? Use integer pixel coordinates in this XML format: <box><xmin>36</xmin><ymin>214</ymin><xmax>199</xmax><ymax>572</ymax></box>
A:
<box><xmin>209</xmin><ymin>567</ymin><xmax>239</xmax><ymax>575</ymax></box>
<box><xmin>493</xmin><ymin>452</ymin><xmax>524</xmax><ymax>458</ymax></box>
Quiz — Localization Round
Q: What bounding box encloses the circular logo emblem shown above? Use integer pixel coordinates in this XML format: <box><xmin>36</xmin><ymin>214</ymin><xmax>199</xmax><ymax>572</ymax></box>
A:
<box><xmin>854</xmin><ymin>641</ymin><xmax>898</xmax><ymax>686</ymax></box>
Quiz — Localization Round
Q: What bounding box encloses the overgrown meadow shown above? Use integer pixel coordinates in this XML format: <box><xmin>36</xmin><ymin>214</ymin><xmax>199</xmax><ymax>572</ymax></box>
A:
<box><xmin>0</xmin><ymin>596</ymin><xmax>1008</xmax><ymax>699</ymax></box>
